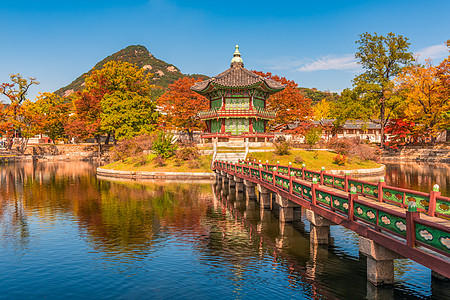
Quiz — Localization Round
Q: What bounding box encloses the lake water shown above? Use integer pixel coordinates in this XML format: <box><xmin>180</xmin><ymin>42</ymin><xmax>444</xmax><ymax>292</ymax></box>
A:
<box><xmin>0</xmin><ymin>162</ymin><xmax>449</xmax><ymax>299</ymax></box>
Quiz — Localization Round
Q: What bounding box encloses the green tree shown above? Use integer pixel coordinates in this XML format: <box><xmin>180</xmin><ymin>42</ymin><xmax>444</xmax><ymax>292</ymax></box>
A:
<box><xmin>304</xmin><ymin>126</ymin><xmax>322</xmax><ymax>149</ymax></box>
<box><xmin>336</xmin><ymin>32</ymin><xmax>414</xmax><ymax>147</ymax></box>
<box><xmin>66</xmin><ymin>61</ymin><xmax>158</xmax><ymax>144</ymax></box>
<box><xmin>100</xmin><ymin>91</ymin><xmax>159</xmax><ymax>140</ymax></box>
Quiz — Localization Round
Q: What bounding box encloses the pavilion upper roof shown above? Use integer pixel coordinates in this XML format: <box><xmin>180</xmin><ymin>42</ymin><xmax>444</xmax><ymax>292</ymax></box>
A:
<box><xmin>191</xmin><ymin>45</ymin><xmax>285</xmax><ymax>95</ymax></box>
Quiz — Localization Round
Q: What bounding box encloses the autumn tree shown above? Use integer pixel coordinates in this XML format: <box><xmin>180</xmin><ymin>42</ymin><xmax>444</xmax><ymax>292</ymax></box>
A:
<box><xmin>314</xmin><ymin>99</ymin><xmax>332</xmax><ymax>121</ymax></box>
<box><xmin>335</xmin><ymin>32</ymin><xmax>414</xmax><ymax>147</ymax></box>
<box><xmin>32</xmin><ymin>92</ymin><xmax>71</xmax><ymax>143</ymax></box>
<box><xmin>157</xmin><ymin>77</ymin><xmax>208</xmax><ymax>141</ymax></box>
<box><xmin>66</xmin><ymin>61</ymin><xmax>157</xmax><ymax>144</ymax></box>
<box><xmin>252</xmin><ymin>71</ymin><xmax>313</xmax><ymax>126</ymax></box>
<box><xmin>436</xmin><ymin>44</ymin><xmax>450</xmax><ymax>141</ymax></box>
<box><xmin>0</xmin><ymin>74</ymin><xmax>39</xmax><ymax>150</ymax></box>
<box><xmin>394</xmin><ymin>60</ymin><xmax>444</xmax><ymax>141</ymax></box>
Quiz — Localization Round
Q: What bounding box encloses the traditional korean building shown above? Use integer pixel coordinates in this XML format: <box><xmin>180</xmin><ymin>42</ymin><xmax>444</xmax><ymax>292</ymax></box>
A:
<box><xmin>191</xmin><ymin>45</ymin><xmax>285</xmax><ymax>143</ymax></box>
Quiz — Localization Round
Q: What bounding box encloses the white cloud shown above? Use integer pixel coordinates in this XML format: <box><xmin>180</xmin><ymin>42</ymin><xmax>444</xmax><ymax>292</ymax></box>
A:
<box><xmin>296</xmin><ymin>55</ymin><xmax>359</xmax><ymax>72</ymax></box>
<box><xmin>415</xmin><ymin>44</ymin><xmax>449</xmax><ymax>61</ymax></box>
<box><xmin>263</xmin><ymin>54</ymin><xmax>361</xmax><ymax>73</ymax></box>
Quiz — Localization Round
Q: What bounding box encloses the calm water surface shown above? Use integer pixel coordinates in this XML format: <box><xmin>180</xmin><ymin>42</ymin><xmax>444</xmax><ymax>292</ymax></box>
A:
<box><xmin>0</xmin><ymin>162</ymin><xmax>449</xmax><ymax>299</ymax></box>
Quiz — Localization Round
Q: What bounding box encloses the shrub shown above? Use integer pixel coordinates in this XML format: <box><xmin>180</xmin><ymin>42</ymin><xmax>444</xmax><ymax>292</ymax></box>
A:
<box><xmin>130</xmin><ymin>154</ymin><xmax>148</xmax><ymax>166</ymax></box>
<box><xmin>153</xmin><ymin>155</ymin><xmax>166</xmax><ymax>167</ymax></box>
<box><xmin>152</xmin><ymin>131</ymin><xmax>177</xmax><ymax>159</ymax></box>
<box><xmin>327</xmin><ymin>137</ymin><xmax>353</xmax><ymax>155</ymax></box>
<box><xmin>187</xmin><ymin>158</ymin><xmax>201</xmax><ymax>169</ymax></box>
<box><xmin>176</xmin><ymin>146</ymin><xmax>200</xmax><ymax>161</ymax></box>
<box><xmin>111</xmin><ymin>134</ymin><xmax>153</xmax><ymax>161</ymax></box>
<box><xmin>304</xmin><ymin>127</ymin><xmax>322</xmax><ymax>149</ymax></box>
<box><xmin>294</xmin><ymin>156</ymin><xmax>304</xmax><ymax>164</ymax></box>
<box><xmin>273</xmin><ymin>136</ymin><xmax>292</xmax><ymax>155</ymax></box>
<box><xmin>333</xmin><ymin>154</ymin><xmax>347</xmax><ymax>165</ymax></box>
<box><xmin>327</xmin><ymin>137</ymin><xmax>380</xmax><ymax>162</ymax></box>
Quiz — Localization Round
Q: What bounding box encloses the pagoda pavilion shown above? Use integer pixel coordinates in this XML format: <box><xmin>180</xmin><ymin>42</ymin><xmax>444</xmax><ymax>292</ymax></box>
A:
<box><xmin>191</xmin><ymin>45</ymin><xmax>285</xmax><ymax>143</ymax></box>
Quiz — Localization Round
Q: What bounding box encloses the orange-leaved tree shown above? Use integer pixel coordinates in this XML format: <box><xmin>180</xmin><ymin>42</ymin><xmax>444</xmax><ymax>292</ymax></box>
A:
<box><xmin>0</xmin><ymin>74</ymin><xmax>39</xmax><ymax>150</ymax></box>
<box><xmin>395</xmin><ymin>60</ymin><xmax>444</xmax><ymax>139</ymax></box>
<box><xmin>252</xmin><ymin>71</ymin><xmax>313</xmax><ymax>128</ymax></box>
<box><xmin>436</xmin><ymin>44</ymin><xmax>450</xmax><ymax>141</ymax></box>
<box><xmin>157</xmin><ymin>77</ymin><xmax>208</xmax><ymax>141</ymax></box>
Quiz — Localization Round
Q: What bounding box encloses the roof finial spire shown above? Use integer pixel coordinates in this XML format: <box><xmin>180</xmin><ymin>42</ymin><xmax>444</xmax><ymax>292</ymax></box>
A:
<box><xmin>231</xmin><ymin>44</ymin><xmax>244</xmax><ymax>66</ymax></box>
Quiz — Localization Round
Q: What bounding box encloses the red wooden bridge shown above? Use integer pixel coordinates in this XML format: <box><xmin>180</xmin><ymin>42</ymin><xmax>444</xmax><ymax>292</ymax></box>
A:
<box><xmin>213</xmin><ymin>159</ymin><xmax>450</xmax><ymax>283</ymax></box>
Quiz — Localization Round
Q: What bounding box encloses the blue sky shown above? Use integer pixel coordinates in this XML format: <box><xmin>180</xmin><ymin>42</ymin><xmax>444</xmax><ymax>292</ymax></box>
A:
<box><xmin>1</xmin><ymin>0</ymin><xmax>449</xmax><ymax>101</ymax></box>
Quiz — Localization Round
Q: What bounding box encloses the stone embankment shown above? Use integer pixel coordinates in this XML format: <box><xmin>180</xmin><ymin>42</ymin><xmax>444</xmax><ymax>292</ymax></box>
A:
<box><xmin>97</xmin><ymin>167</ymin><xmax>214</xmax><ymax>180</ymax></box>
<box><xmin>0</xmin><ymin>144</ymin><xmax>111</xmax><ymax>163</ymax></box>
<box><xmin>381</xmin><ymin>145</ymin><xmax>450</xmax><ymax>163</ymax></box>
<box><xmin>29</xmin><ymin>144</ymin><xmax>110</xmax><ymax>161</ymax></box>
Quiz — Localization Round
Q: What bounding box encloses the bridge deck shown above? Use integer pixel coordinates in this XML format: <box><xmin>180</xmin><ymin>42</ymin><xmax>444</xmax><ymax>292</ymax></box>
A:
<box><xmin>214</xmin><ymin>160</ymin><xmax>450</xmax><ymax>278</ymax></box>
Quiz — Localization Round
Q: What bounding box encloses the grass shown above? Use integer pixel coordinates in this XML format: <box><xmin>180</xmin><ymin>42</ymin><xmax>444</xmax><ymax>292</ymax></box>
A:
<box><xmin>101</xmin><ymin>154</ymin><xmax>214</xmax><ymax>173</ymax></box>
<box><xmin>246</xmin><ymin>149</ymin><xmax>381</xmax><ymax>171</ymax></box>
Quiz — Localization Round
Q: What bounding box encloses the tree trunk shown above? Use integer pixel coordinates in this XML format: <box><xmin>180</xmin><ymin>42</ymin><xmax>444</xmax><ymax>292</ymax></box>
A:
<box><xmin>104</xmin><ymin>133</ymin><xmax>111</xmax><ymax>145</ymax></box>
<box><xmin>447</xmin><ymin>129</ymin><xmax>450</xmax><ymax>142</ymax></box>
<box><xmin>95</xmin><ymin>135</ymin><xmax>102</xmax><ymax>158</ymax></box>
<box><xmin>188</xmin><ymin>130</ymin><xmax>194</xmax><ymax>142</ymax></box>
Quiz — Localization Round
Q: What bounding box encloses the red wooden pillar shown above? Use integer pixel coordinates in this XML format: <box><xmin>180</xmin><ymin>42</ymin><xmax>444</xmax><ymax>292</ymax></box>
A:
<box><xmin>311</xmin><ymin>178</ymin><xmax>318</xmax><ymax>206</ymax></box>
<box><xmin>348</xmin><ymin>187</ymin><xmax>358</xmax><ymax>221</ymax></box>
<box><xmin>406</xmin><ymin>202</ymin><xmax>420</xmax><ymax>247</ymax></box>
<box><xmin>320</xmin><ymin>167</ymin><xmax>325</xmax><ymax>185</ymax></box>
<box><xmin>428</xmin><ymin>184</ymin><xmax>440</xmax><ymax>217</ymax></box>
<box><xmin>301</xmin><ymin>164</ymin><xmax>305</xmax><ymax>180</ymax></box>
<box><xmin>249</xmin><ymin>119</ymin><xmax>254</xmax><ymax>133</ymax></box>
<box><xmin>221</xmin><ymin>119</ymin><xmax>225</xmax><ymax>133</ymax></box>
<box><xmin>344</xmin><ymin>172</ymin><xmax>350</xmax><ymax>192</ymax></box>
<box><xmin>272</xmin><ymin>166</ymin><xmax>276</xmax><ymax>186</ymax></box>
<box><xmin>378</xmin><ymin>177</ymin><xmax>386</xmax><ymax>202</ymax></box>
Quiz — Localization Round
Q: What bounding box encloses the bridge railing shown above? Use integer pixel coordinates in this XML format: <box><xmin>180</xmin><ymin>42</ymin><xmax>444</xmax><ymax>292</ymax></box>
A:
<box><xmin>214</xmin><ymin>159</ymin><xmax>450</xmax><ymax>258</ymax></box>
<box><xmin>215</xmin><ymin>160</ymin><xmax>450</xmax><ymax>220</ymax></box>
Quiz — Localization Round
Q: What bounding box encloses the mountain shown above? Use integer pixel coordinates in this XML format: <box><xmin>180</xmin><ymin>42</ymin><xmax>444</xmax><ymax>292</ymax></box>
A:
<box><xmin>55</xmin><ymin>45</ymin><xmax>206</xmax><ymax>97</ymax></box>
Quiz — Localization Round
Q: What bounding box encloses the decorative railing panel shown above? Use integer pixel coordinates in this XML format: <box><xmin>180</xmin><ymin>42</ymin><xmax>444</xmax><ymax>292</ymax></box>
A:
<box><xmin>377</xmin><ymin>212</ymin><xmax>407</xmax><ymax>237</ymax></box>
<box><xmin>261</xmin><ymin>170</ymin><xmax>273</xmax><ymax>183</ymax></box>
<box><xmin>331</xmin><ymin>195</ymin><xmax>349</xmax><ymax>213</ymax></box>
<box><xmin>316</xmin><ymin>190</ymin><xmax>332</xmax><ymax>206</ymax></box>
<box><xmin>277</xmin><ymin>166</ymin><xmax>289</xmax><ymax>175</ymax></box>
<box><xmin>354</xmin><ymin>203</ymin><xmax>377</xmax><ymax>224</ymax></box>
<box><xmin>435</xmin><ymin>196</ymin><xmax>450</xmax><ymax>218</ymax></box>
<box><xmin>415</xmin><ymin>222</ymin><xmax>450</xmax><ymax>255</ymax></box>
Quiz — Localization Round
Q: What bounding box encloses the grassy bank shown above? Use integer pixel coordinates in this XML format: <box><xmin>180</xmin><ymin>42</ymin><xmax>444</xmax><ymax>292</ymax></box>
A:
<box><xmin>102</xmin><ymin>154</ymin><xmax>214</xmax><ymax>173</ymax></box>
<box><xmin>247</xmin><ymin>150</ymin><xmax>381</xmax><ymax>171</ymax></box>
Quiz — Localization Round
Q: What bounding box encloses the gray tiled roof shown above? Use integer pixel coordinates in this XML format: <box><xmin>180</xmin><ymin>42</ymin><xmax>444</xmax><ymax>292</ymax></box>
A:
<box><xmin>191</xmin><ymin>62</ymin><xmax>285</xmax><ymax>92</ymax></box>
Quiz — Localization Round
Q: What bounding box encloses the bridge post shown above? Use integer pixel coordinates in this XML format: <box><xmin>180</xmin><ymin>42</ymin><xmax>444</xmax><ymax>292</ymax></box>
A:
<box><xmin>221</xmin><ymin>171</ymin><xmax>229</xmax><ymax>190</ymax></box>
<box><xmin>306</xmin><ymin>209</ymin><xmax>334</xmax><ymax>245</ymax></box>
<box><xmin>359</xmin><ymin>236</ymin><xmax>403</xmax><ymax>286</ymax></box>
<box><xmin>227</xmin><ymin>173</ymin><xmax>235</xmax><ymax>189</ymax></box>
<box><xmin>244</xmin><ymin>179</ymin><xmax>256</xmax><ymax>199</ymax></box>
<box><xmin>257</xmin><ymin>184</ymin><xmax>271</xmax><ymax>209</ymax></box>
<box><xmin>275</xmin><ymin>194</ymin><xmax>297</xmax><ymax>222</ymax></box>
<box><xmin>234</xmin><ymin>176</ymin><xmax>244</xmax><ymax>192</ymax></box>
